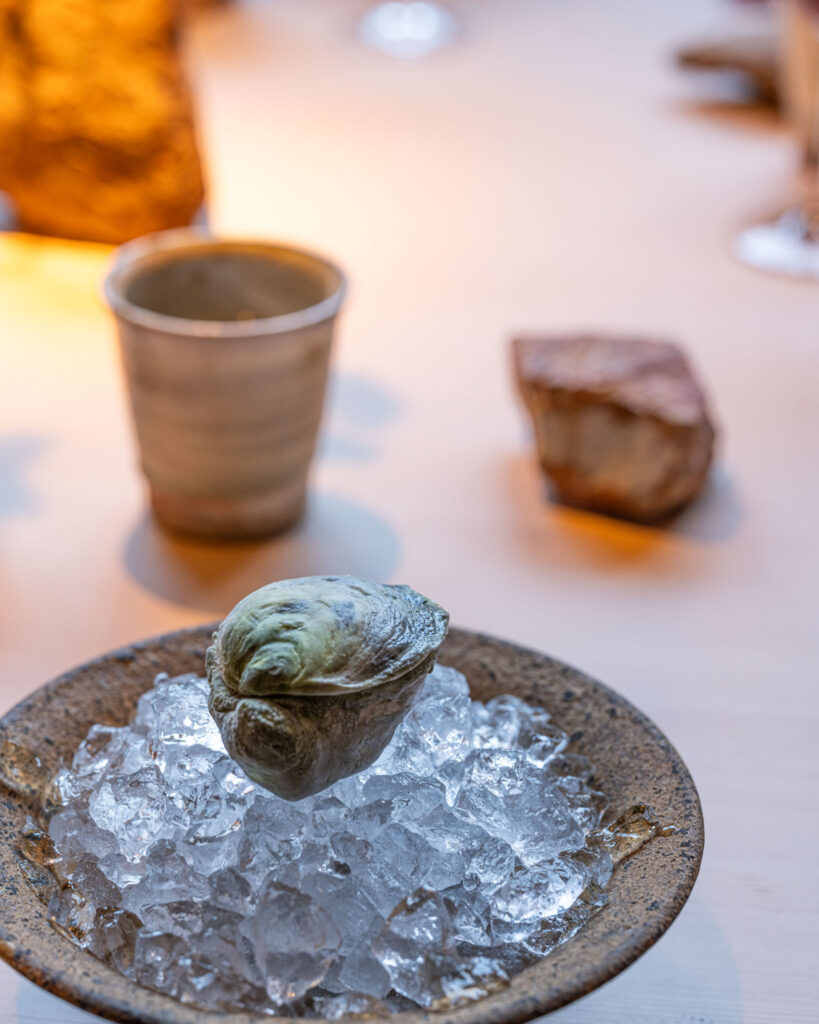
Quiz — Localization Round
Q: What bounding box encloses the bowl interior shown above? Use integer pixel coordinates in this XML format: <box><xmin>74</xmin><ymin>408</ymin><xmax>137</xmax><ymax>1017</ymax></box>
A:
<box><xmin>0</xmin><ymin>626</ymin><xmax>703</xmax><ymax>1024</ymax></box>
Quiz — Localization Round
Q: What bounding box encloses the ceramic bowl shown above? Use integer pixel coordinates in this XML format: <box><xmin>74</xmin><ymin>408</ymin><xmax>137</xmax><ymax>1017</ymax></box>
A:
<box><xmin>0</xmin><ymin>626</ymin><xmax>703</xmax><ymax>1023</ymax></box>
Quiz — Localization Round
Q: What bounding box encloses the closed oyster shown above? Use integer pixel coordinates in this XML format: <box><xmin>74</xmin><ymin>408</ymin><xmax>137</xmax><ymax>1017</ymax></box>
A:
<box><xmin>206</xmin><ymin>576</ymin><xmax>449</xmax><ymax>800</ymax></box>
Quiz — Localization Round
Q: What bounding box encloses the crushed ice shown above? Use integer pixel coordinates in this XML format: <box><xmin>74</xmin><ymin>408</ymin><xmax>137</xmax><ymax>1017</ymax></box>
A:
<box><xmin>41</xmin><ymin>665</ymin><xmax>613</xmax><ymax>1015</ymax></box>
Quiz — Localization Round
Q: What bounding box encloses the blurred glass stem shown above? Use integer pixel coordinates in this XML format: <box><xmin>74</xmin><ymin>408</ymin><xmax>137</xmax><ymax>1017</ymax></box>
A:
<box><xmin>780</xmin><ymin>0</ymin><xmax>819</xmax><ymax>168</ymax></box>
<box><xmin>734</xmin><ymin>1</ymin><xmax>819</xmax><ymax>278</ymax></box>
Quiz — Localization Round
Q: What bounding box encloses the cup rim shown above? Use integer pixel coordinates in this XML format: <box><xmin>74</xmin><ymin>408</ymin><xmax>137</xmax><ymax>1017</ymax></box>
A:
<box><xmin>102</xmin><ymin>228</ymin><xmax>347</xmax><ymax>338</ymax></box>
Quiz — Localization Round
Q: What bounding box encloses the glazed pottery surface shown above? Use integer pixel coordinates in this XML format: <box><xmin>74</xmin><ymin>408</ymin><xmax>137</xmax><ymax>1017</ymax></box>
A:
<box><xmin>0</xmin><ymin>626</ymin><xmax>703</xmax><ymax>1024</ymax></box>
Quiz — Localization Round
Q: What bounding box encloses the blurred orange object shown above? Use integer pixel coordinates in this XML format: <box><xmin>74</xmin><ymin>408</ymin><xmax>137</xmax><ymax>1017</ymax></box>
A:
<box><xmin>0</xmin><ymin>0</ymin><xmax>205</xmax><ymax>243</ymax></box>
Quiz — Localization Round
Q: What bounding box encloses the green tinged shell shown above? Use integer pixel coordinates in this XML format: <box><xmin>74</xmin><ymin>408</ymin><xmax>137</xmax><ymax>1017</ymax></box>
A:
<box><xmin>206</xmin><ymin>576</ymin><xmax>450</xmax><ymax>800</ymax></box>
<box><xmin>209</xmin><ymin>575</ymin><xmax>449</xmax><ymax>698</ymax></box>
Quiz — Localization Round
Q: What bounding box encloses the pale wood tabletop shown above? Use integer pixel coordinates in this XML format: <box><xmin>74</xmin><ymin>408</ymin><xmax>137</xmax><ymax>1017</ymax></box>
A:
<box><xmin>1</xmin><ymin>1</ymin><xmax>816</xmax><ymax>1022</ymax></box>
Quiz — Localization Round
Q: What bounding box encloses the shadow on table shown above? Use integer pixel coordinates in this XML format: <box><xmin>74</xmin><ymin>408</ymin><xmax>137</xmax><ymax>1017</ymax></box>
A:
<box><xmin>505</xmin><ymin>454</ymin><xmax>743</xmax><ymax>569</ymax></box>
<box><xmin>318</xmin><ymin>371</ymin><xmax>403</xmax><ymax>463</ymax></box>
<box><xmin>0</xmin><ymin>434</ymin><xmax>49</xmax><ymax>518</ymax></box>
<box><xmin>670</xmin><ymin>465</ymin><xmax>743</xmax><ymax>543</ymax></box>
<box><xmin>123</xmin><ymin>491</ymin><xmax>401</xmax><ymax>616</ymax></box>
<box><xmin>549</xmin><ymin>893</ymin><xmax>743</xmax><ymax>1022</ymax></box>
<box><xmin>14</xmin><ymin>969</ymin><xmax>103</xmax><ymax>1023</ymax></box>
<box><xmin>671</xmin><ymin>94</ymin><xmax>782</xmax><ymax>134</ymax></box>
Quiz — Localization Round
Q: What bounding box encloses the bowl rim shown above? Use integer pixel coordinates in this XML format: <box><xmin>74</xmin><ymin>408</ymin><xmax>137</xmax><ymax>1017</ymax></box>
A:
<box><xmin>0</xmin><ymin>624</ymin><xmax>703</xmax><ymax>1024</ymax></box>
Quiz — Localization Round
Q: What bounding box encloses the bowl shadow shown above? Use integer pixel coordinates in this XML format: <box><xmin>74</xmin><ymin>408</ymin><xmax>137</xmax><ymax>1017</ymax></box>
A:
<box><xmin>548</xmin><ymin>893</ymin><xmax>742</xmax><ymax>1022</ymax></box>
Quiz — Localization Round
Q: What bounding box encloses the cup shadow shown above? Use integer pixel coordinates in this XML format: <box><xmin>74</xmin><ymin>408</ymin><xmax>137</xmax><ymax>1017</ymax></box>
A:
<box><xmin>123</xmin><ymin>491</ymin><xmax>401</xmax><ymax>615</ymax></box>
<box><xmin>0</xmin><ymin>434</ymin><xmax>49</xmax><ymax>518</ymax></box>
<box><xmin>319</xmin><ymin>372</ymin><xmax>403</xmax><ymax>463</ymax></box>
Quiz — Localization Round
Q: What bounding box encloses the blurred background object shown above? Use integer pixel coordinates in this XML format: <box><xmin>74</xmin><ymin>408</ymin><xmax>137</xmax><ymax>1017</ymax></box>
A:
<box><xmin>0</xmin><ymin>0</ymin><xmax>205</xmax><ymax>243</ymax></box>
<box><xmin>676</xmin><ymin>34</ymin><xmax>779</xmax><ymax>107</ymax></box>
<box><xmin>779</xmin><ymin>0</ymin><xmax>819</xmax><ymax>162</ymax></box>
<box><xmin>512</xmin><ymin>335</ymin><xmax>716</xmax><ymax>523</ymax></box>
<box><xmin>357</xmin><ymin>1</ymin><xmax>460</xmax><ymax>58</ymax></box>
<box><xmin>734</xmin><ymin>0</ymin><xmax>819</xmax><ymax>276</ymax></box>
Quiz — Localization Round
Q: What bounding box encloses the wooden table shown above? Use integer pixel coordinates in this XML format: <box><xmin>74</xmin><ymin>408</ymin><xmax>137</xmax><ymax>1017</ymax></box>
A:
<box><xmin>1</xmin><ymin>1</ymin><xmax>816</xmax><ymax>1021</ymax></box>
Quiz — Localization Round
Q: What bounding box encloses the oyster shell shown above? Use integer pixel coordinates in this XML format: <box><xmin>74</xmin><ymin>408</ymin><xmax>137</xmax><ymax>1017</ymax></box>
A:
<box><xmin>206</xmin><ymin>576</ymin><xmax>449</xmax><ymax>800</ymax></box>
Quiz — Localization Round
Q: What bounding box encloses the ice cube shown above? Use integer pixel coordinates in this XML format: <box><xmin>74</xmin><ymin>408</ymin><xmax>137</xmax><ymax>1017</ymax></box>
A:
<box><xmin>133</xmin><ymin>930</ymin><xmax>189</xmax><ymax>996</ymax></box>
<box><xmin>120</xmin><ymin>840</ymin><xmax>208</xmax><ymax>911</ymax></box>
<box><xmin>405</xmin><ymin>668</ymin><xmax>472</xmax><ymax>767</ymax></box>
<box><xmin>490</xmin><ymin>858</ymin><xmax>589</xmax><ymax>944</ymax></box>
<box><xmin>146</xmin><ymin>675</ymin><xmax>223</xmax><ymax>763</ymax></box>
<box><xmin>87</xmin><ymin>907</ymin><xmax>142</xmax><ymax>973</ymax></box>
<box><xmin>88</xmin><ymin>765</ymin><xmax>166</xmax><ymax>861</ymax></box>
<box><xmin>373</xmin><ymin>889</ymin><xmax>453</xmax><ymax>1006</ymax></box>
<box><xmin>47</xmin><ymin>885</ymin><xmax>96</xmax><ymax>943</ymax></box>
<box><xmin>337</xmin><ymin>948</ymin><xmax>392</xmax><ymax>998</ymax></box>
<box><xmin>247</xmin><ymin>879</ymin><xmax>341</xmax><ymax>1002</ymax></box>
<box><xmin>208</xmin><ymin>866</ymin><xmax>253</xmax><ymax>914</ymax></box>
<box><xmin>67</xmin><ymin>854</ymin><xmax>121</xmax><ymax>909</ymax></box>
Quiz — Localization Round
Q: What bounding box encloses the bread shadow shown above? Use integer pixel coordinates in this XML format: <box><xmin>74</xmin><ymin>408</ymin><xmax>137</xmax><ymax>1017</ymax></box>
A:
<box><xmin>506</xmin><ymin>453</ymin><xmax>743</xmax><ymax>570</ymax></box>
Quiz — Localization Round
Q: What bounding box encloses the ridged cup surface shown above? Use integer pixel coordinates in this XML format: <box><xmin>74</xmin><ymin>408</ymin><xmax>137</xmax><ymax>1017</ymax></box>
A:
<box><xmin>104</xmin><ymin>232</ymin><xmax>346</xmax><ymax>538</ymax></box>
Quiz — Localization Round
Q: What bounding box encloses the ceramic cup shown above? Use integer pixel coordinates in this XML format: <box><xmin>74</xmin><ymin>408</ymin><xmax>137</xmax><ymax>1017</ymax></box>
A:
<box><xmin>104</xmin><ymin>230</ymin><xmax>346</xmax><ymax>539</ymax></box>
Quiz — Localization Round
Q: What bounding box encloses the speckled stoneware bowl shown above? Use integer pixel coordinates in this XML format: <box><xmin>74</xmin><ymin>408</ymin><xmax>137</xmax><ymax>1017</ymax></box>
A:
<box><xmin>0</xmin><ymin>627</ymin><xmax>703</xmax><ymax>1024</ymax></box>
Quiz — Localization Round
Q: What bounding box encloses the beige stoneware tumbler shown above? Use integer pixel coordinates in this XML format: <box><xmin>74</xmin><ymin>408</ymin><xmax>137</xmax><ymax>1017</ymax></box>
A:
<box><xmin>104</xmin><ymin>230</ymin><xmax>346</xmax><ymax>539</ymax></box>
